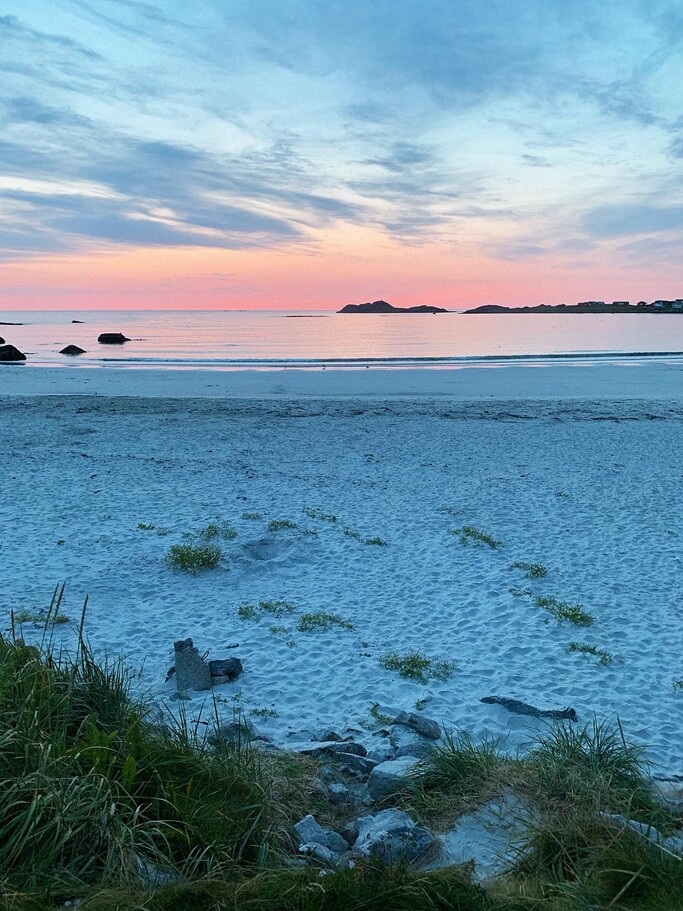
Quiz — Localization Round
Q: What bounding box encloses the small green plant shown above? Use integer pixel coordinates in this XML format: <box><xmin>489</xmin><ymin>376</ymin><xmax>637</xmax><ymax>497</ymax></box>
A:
<box><xmin>199</xmin><ymin>519</ymin><xmax>237</xmax><ymax>541</ymax></box>
<box><xmin>672</xmin><ymin>680</ymin><xmax>683</xmax><ymax>694</ymax></box>
<box><xmin>241</xmin><ymin>512</ymin><xmax>263</xmax><ymax>520</ymax></box>
<box><xmin>534</xmin><ymin>595</ymin><xmax>594</xmax><ymax>627</ymax></box>
<box><xmin>415</xmin><ymin>729</ymin><xmax>500</xmax><ymax>793</ymax></box>
<box><xmin>56</xmin><ymin>539</ymin><xmax>65</xmax><ymax>545</ymax></box>
<box><xmin>342</xmin><ymin>528</ymin><xmax>361</xmax><ymax>540</ymax></box>
<box><xmin>267</xmin><ymin>519</ymin><xmax>297</xmax><ymax>531</ymax></box>
<box><xmin>364</xmin><ymin>536</ymin><xmax>388</xmax><ymax>546</ymax></box>
<box><xmin>165</xmin><ymin>542</ymin><xmax>221</xmax><ymax>573</ymax></box>
<box><xmin>249</xmin><ymin>707</ymin><xmax>279</xmax><ymax>719</ymax></box>
<box><xmin>450</xmin><ymin>526</ymin><xmax>502</xmax><ymax>548</ymax></box>
<box><xmin>555</xmin><ymin>491</ymin><xmax>570</xmax><ymax>499</ymax></box>
<box><xmin>509</xmin><ymin>586</ymin><xmax>533</xmax><ymax>597</ymax></box>
<box><xmin>13</xmin><ymin>610</ymin><xmax>70</xmax><ymax>626</ymax></box>
<box><xmin>238</xmin><ymin>600</ymin><xmax>296</xmax><ymax>621</ymax></box>
<box><xmin>268</xmin><ymin>625</ymin><xmax>288</xmax><ymax>635</ymax></box>
<box><xmin>297</xmin><ymin>612</ymin><xmax>353</xmax><ymax>632</ymax></box>
<box><xmin>137</xmin><ymin>522</ymin><xmax>155</xmax><ymax>530</ymax></box>
<box><xmin>510</xmin><ymin>561</ymin><xmax>548</xmax><ymax>578</ymax></box>
<box><xmin>379</xmin><ymin>650</ymin><xmax>456</xmax><ymax>684</ymax></box>
<box><xmin>156</xmin><ymin>527</ymin><xmax>170</xmax><ymax>536</ymax></box>
<box><xmin>303</xmin><ymin>507</ymin><xmax>337</xmax><ymax>522</ymax></box>
<box><xmin>567</xmin><ymin>642</ymin><xmax>614</xmax><ymax>665</ymax></box>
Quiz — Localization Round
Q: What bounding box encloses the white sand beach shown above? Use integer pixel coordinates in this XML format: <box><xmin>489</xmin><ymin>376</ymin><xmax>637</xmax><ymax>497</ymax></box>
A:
<box><xmin>2</xmin><ymin>362</ymin><xmax>682</xmax><ymax>775</ymax></box>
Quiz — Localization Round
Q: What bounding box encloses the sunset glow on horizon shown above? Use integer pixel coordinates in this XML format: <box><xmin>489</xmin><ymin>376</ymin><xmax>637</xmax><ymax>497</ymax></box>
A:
<box><xmin>2</xmin><ymin>2</ymin><xmax>683</xmax><ymax>311</ymax></box>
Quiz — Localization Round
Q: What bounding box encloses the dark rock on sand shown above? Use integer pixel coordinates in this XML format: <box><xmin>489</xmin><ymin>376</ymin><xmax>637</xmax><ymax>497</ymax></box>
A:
<box><xmin>0</xmin><ymin>344</ymin><xmax>26</xmax><ymax>362</ymax></box>
<box><xmin>98</xmin><ymin>332</ymin><xmax>130</xmax><ymax>344</ymax></box>
<box><xmin>173</xmin><ymin>637</ymin><xmax>211</xmax><ymax>691</ymax></box>
<box><xmin>0</xmin><ymin>337</ymin><xmax>4</xmax><ymax>345</ymax></box>
<box><xmin>208</xmin><ymin>657</ymin><xmax>243</xmax><ymax>681</ymax></box>
<box><xmin>60</xmin><ymin>345</ymin><xmax>86</xmax><ymax>355</ymax></box>
<box><xmin>481</xmin><ymin>696</ymin><xmax>578</xmax><ymax>722</ymax></box>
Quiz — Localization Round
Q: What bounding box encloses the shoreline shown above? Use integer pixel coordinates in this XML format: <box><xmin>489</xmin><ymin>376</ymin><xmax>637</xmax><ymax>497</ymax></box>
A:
<box><xmin>2</xmin><ymin>359</ymin><xmax>683</xmax><ymax>399</ymax></box>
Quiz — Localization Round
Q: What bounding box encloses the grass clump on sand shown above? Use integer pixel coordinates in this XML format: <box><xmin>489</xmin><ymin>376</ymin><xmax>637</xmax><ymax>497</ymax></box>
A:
<box><xmin>13</xmin><ymin>609</ymin><xmax>70</xmax><ymax>626</ymax></box>
<box><xmin>534</xmin><ymin>595</ymin><xmax>594</xmax><ymax>627</ymax></box>
<box><xmin>241</xmin><ymin>511</ymin><xmax>263</xmax><ymax>520</ymax></box>
<box><xmin>509</xmin><ymin>560</ymin><xmax>548</xmax><ymax>578</ymax></box>
<box><xmin>296</xmin><ymin>612</ymin><xmax>353</xmax><ymax>632</ymax></box>
<box><xmin>450</xmin><ymin>526</ymin><xmax>502</xmax><ymax>548</ymax></box>
<box><xmin>363</xmin><ymin>536</ymin><xmax>388</xmax><ymax>546</ymax></box>
<box><xmin>199</xmin><ymin>519</ymin><xmax>237</xmax><ymax>541</ymax></box>
<box><xmin>267</xmin><ymin>519</ymin><xmax>297</xmax><ymax>532</ymax></box>
<box><xmin>238</xmin><ymin>601</ymin><xmax>296</xmax><ymax>622</ymax></box>
<box><xmin>379</xmin><ymin>650</ymin><xmax>456</xmax><ymax>684</ymax></box>
<box><xmin>303</xmin><ymin>507</ymin><xmax>338</xmax><ymax>522</ymax></box>
<box><xmin>165</xmin><ymin>542</ymin><xmax>221</xmax><ymax>574</ymax></box>
<box><xmin>566</xmin><ymin>642</ymin><xmax>614</xmax><ymax>665</ymax></box>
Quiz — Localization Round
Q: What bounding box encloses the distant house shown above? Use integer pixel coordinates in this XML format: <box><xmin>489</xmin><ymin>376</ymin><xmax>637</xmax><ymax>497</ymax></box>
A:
<box><xmin>672</xmin><ymin>300</ymin><xmax>683</xmax><ymax>310</ymax></box>
<box><xmin>653</xmin><ymin>300</ymin><xmax>674</xmax><ymax>308</ymax></box>
<box><xmin>577</xmin><ymin>301</ymin><xmax>606</xmax><ymax>306</ymax></box>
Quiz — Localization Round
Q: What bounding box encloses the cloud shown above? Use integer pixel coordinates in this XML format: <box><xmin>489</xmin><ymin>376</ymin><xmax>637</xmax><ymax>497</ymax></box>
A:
<box><xmin>583</xmin><ymin>203</ymin><xmax>683</xmax><ymax>237</ymax></box>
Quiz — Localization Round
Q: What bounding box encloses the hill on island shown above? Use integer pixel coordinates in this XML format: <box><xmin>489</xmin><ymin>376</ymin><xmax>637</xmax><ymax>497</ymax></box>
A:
<box><xmin>338</xmin><ymin>300</ymin><xmax>448</xmax><ymax>313</ymax></box>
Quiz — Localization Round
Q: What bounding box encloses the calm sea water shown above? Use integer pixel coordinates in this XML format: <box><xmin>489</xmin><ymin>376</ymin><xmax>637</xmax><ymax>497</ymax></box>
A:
<box><xmin>3</xmin><ymin>309</ymin><xmax>683</xmax><ymax>369</ymax></box>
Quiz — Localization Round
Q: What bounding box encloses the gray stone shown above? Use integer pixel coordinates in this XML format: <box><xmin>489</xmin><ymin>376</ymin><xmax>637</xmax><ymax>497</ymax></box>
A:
<box><xmin>0</xmin><ymin>344</ymin><xmax>26</xmax><ymax>362</ymax></box>
<box><xmin>389</xmin><ymin>725</ymin><xmax>435</xmax><ymax>759</ymax></box>
<box><xmin>337</xmin><ymin>752</ymin><xmax>378</xmax><ymax>778</ymax></box>
<box><xmin>292</xmin><ymin>740</ymin><xmax>367</xmax><ymax>758</ymax></box>
<box><xmin>424</xmin><ymin>793</ymin><xmax>538</xmax><ymax>882</ymax></box>
<box><xmin>327</xmin><ymin>783</ymin><xmax>351</xmax><ymax>806</ymax></box>
<box><xmin>210</xmin><ymin>717</ymin><xmax>264</xmax><ymax>747</ymax></box>
<box><xmin>368</xmin><ymin>756</ymin><xmax>421</xmax><ymax>799</ymax></box>
<box><xmin>367</xmin><ymin>743</ymin><xmax>396</xmax><ymax>763</ymax></box>
<box><xmin>392</xmin><ymin>711</ymin><xmax>441</xmax><ymax>740</ymax></box>
<box><xmin>97</xmin><ymin>332</ymin><xmax>130</xmax><ymax>344</ymax></box>
<box><xmin>313</xmin><ymin>729</ymin><xmax>344</xmax><ymax>742</ymax></box>
<box><xmin>60</xmin><ymin>345</ymin><xmax>86</xmax><ymax>356</ymax></box>
<box><xmin>602</xmin><ymin>813</ymin><xmax>683</xmax><ymax>855</ymax></box>
<box><xmin>173</xmin><ymin>638</ymin><xmax>211</xmax><ymax>691</ymax></box>
<box><xmin>353</xmin><ymin>809</ymin><xmax>435</xmax><ymax>865</ymax></box>
<box><xmin>293</xmin><ymin>815</ymin><xmax>349</xmax><ymax>854</ymax></box>
<box><xmin>298</xmin><ymin>843</ymin><xmax>339</xmax><ymax>865</ymax></box>
<box><xmin>208</xmin><ymin>657</ymin><xmax>243</xmax><ymax>681</ymax></box>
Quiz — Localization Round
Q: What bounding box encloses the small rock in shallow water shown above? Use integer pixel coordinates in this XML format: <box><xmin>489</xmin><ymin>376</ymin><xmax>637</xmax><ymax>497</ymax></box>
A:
<box><xmin>0</xmin><ymin>343</ymin><xmax>26</xmax><ymax>361</ymax></box>
<box><xmin>60</xmin><ymin>345</ymin><xmax>86</xmax><ymax>355</ymax></box>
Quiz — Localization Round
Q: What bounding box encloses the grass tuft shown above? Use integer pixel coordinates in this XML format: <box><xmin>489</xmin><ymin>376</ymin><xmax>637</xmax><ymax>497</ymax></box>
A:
<box><xmin>566</xmin><ymin>642</ymin><xmax>614</xmax><ymax>665</ymax></box>
<box><xmin>302</xmin><ymin>507</ymin><xmax>337</xmax><ymax>522</ymax></box>
<box><xmin>379</xmin><ymin>650</ymin><xmax>456</xmax><ymax>684</ymax></box>
<box><xmin>509</xmin><ymin>560</ymin><xmax>548</xmax><ymax>578</ymax></box>
<box><xmin>296</xmin><ymin>612</ymin><xmax>353</xmax><ymax>632</ymax></box>
<box><xmin>267</xmin><ymin>519</ymin><xmax>297</xmax><ymax>532</ymax></box>
<box><xmin>450</xmin><ymin>526</ymin><xmax>502</xmax><ymax>548</ymax></box>
<box><xmin>165</xmin><ymin>542</ymin><xmax>221</xmax><ymax>574</ymax></box>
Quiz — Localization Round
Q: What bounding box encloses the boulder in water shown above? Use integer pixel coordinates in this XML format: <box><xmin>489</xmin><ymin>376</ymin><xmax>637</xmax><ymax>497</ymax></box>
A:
<box><xmin>98</xmin><ymin>332</ymin><xmax>130</xmax><ymax>344</ymax></box>
<box><xmin>0</xmin><ymin>344</ymin><xmax>26</xmax><ymax>362</ymax></box>
<box><xmin>60</xmin><ymin>345</ymin><xmax>86</xmax><ymax>356</ymax></box>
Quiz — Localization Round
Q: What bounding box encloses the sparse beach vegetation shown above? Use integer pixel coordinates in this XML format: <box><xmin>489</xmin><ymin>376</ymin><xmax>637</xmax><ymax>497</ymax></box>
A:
<box><xmin>165</xmin><ymin>541</ymin><xmax>222</xmax><ymax>573</ymax></box>
<box><xmin>241</xmin><ymin>511</ymin><xmax>263</xmax><ymax>520</ymax></box>
<box><xmin>297</xmin><ymin>611</ymin><xmax>353</xmax><ymax>632</ymax></box>
<box><xmin>379</xmin><ymin>650</ymin><xmax>456</xmax><ymax>684</ymax></box>
<box><xmin>137</xmin><ymin>522</ymin><xmax>155</xmax><ymax>530</ymax></box>
<box><xmin>510</xmin><ymin>560</ymin><xmax>548</xmax><ymax>578</ymax></box>
<box><xmin>303</xmin><ymin>507</ymin><xmax>337</xmax><ymax>522</ymax></box>
<box><xmin>363</xmin><ymin>535</ymin><xmax>388</xmax><ymax>546</ymax></box>
<box><xmin>342</xmin><ymin>527</ymin><xmax>361</xmax><ymax>539</ymax></box>
<box><xmin>13</xmin><ymin>609</ymin><xmax>70</xmax><ymax>626</ymax></box>
<box><xmin>450</xmin><ymin>526</ymin><xmax>502</xmax><ymax>548</ymax></box>
<box><xmin>267</xmin><ymin>519</ymin><xmax>297</xmax><ymax>531</ymax></box>
<box><xmin>672</xmin><ymin>680</ymin><xmax>683</xmax><ymax>694</ymax></box>
<box><xmin>511</xmin><ymin>588</ymin><xmax>595</xmax><ymax>626</ymax></box>
<box><xmin>567</xmin><ymin>642</ymin><xmax>614</xmax><ymax>665</ymax></box>
<box><xmin>249</xmin><ymin>707</ymin><xmax>279</xmax><ymax>718</ymax></box>
<box><xmin>199</xmin><ymin>518</ymin><xmax>237</xmax><ymax>541</ymax></box>
<box><xmin>238</xmin><ymin>600</ymin><xmax>296</xmax><ymax>622</ymax></box>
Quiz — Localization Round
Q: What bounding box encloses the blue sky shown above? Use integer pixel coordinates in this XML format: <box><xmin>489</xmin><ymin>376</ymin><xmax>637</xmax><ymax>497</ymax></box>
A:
<box><xmin>1</xmin><ymin>1</ymin><xmax>682</xmax><ymax>307</ymax></box>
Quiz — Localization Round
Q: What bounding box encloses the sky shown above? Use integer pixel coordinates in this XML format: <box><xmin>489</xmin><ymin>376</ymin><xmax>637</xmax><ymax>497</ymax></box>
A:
<box><xmin>1</xmin><ymin>1</ymin><xmax>683</xmax><ymax>310</ymax></box>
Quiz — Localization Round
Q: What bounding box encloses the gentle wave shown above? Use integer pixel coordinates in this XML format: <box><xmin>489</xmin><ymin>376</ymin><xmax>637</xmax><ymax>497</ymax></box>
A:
<box><xmin>95</xmin><ymin>350</ymin><xmax>683</xmax><ymax>369</ymax></box>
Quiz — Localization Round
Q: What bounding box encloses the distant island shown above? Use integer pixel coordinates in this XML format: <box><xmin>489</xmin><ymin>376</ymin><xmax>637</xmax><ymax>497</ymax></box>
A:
<box><xmin>339</xmin><ymin>299</ymin><xmax>448</xmax><ymax>314</ymax></box>
<box><xmin>466</xmin><ymin>299</ymin><xmax>683</xmax><ymax>314</ymax></box>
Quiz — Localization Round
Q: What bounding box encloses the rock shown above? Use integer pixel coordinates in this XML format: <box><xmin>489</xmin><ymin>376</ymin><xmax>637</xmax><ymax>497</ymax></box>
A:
<box><xmin>97</xmin><ymin>332</ymin><xmax>130</xmax><ymax>344</ymax></box>
<box><xmin>480</xmin><ymin>696</ymin><xmax>578</xmax><ymax>722</ymax></box>
<box><xmin>293</xmin><ymin>741</ymin><xmax>367</xmax><ymax>758</ymax></box>
<box><xmin>0</xmin><ymin>344</ymin><xmax>26</xmax><ymax>362</ymax></box>
<box><xmin>367</xmin><ymin>743</ymin><xmax>396</xmax><ymax>763</ymax></box>
<box><xmin>652</xmin><ymin>776</ymin><xmax>683</xmax><ymax>812</ymax></box>
<box><xmin>368</xmin><ymin>756</ymin><xmax>421</xmax><ymax>799</ymax></box>
<box><xmin>292</xmin><ymin>815</ymin><xmax>349</xmax><ymax>854</ymax></box>
<box><xmin>313</xmin><ymin>729</ymin><xmax>344</xmax><ymax>742</ymax></box>
<box><xmin>210</xmin><ymin>717</ymin><xmax>265</xmax><ymax>747</ymax></box>
<box><xmin>60</xmin><ymin>345</ymin><xmax>86</xmax><ymax>355</ymax></box>
<box><xmin>336</xmin><ymin>752</ymin><xmax>378</xmax><ymax>778</ymax></box>
<box><xmin>424</xmin><ymin>793</ymin><xmax>538</xmax><ymax>882</ymax></box>
<box><xmin>0</xmin><ymin>337</ymin><xmax>4</xmax><ymax>344</ymax></box>
<box><xmin>391</xmin><ymin>711</ymin><xmax>441</xmax><ymax>740</ymax></box>
<box><xmin>173</xmin><ymin>638</ymin><xmax>211</xmax><ymax>691</ymax></box>
<box><xmin>389</xmin><ymin>725</ymin><xmax>435</xmax><ymax>759</ymax></box>
<box><xmin>208</xmin><ymin>657</ymin><xmax>243</xmax><ymax>681</ymax></box>
<box><xmin>602</xmin><ymin>813</ymin><xmax>683</xmax><ymax>855</ymax></box>
<box><xmin>353</xmin><ymin>808</ymin><xmax>435</xmax><ymax>864</ymax></box>
<box><xmin>327</xmin><ymin>783</ymin><xmax>351</xmax><ymax>806</ymax></box>
<box><xmin>298</xmin><ymin>843</ymin><xmax>340</xmax><ymax>865</ymax></box>
<box><xmin>71</xmin><ymin>320</ymin><xmax>84</xmax><ymax>323</ymax></box>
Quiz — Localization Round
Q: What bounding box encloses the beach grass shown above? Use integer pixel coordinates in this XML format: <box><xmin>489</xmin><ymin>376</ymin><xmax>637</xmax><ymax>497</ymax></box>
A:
<box><xmin>379</xmin><ymin>650</ymin><xmax>456</xmax><ymax>684</ymax></box>
<box><xmin>509</xmin><ymin>561</ymin><xmax>548</xmax><ymax>578</ymax></box>
<box><xmin>566</xmin><ymin>642</ymin><xmax>614</xmax><ymax>665</ymax></box>
<box><xmin>450</xmin><ymin>526</ymin><xmax>502</xmax><ymax>548</ymax></box>
<box><xmin>296</xmin><ymin>611</ymin><xmax>353</xmax><ymax>632</ymax></box>
<box><xmin>303</xmin><ymin>507</ymin><xmax>338</xmax><ymax>522</ymax></box>
<box><xmin>267</xmin><ymin>519</ymin><xmax>297</xmax><ymax>531</ymax></box>
<box><xmin>165</xmin><ymin>541</ymin><xmax>221</xmax><ymax>573</ymax></box>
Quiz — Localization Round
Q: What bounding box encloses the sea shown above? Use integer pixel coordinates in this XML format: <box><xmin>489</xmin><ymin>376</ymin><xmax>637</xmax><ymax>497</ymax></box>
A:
<box><xmin>3</xmin><ymin>309</ymin><xmax>683</xmax><ymax>370</ymax></box>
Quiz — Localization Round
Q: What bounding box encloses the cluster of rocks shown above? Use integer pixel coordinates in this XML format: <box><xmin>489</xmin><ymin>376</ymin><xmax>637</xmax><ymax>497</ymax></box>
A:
<box><xmin>170</xmin><ymin>638</ymin><xmax>243</xmax><ymax>694</ymax></box>
<box><xmin>0</xmin><ymin>330</ymin><xmax>130</xmax><ymax>363</ymax></box>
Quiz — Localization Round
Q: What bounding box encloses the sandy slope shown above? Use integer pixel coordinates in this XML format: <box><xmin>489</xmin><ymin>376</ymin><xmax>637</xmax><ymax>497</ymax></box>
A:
<box><xmin>1</xmin><ymin>390</ymin><xmax>681</xmax><ymax>774</ymax></box>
